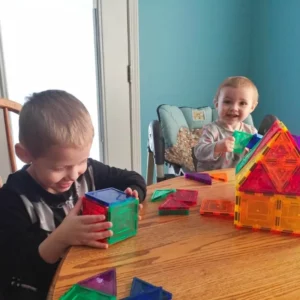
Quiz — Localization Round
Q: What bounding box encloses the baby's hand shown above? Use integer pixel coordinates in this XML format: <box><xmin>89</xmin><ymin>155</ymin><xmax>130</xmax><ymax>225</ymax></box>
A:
<box><xmin>215</xmin><ymin>136</ymin><xmax>235</xmax><ymax>154</ymax></box>
<box><xmin>124</xmin><ymin>187</ymin><xmax>143</xmax><ymax>220</ymax></box>
<box><xmin>55</xmin><ymin>198</ymin><xmax>113</xmax><ymax>249</ymax></box>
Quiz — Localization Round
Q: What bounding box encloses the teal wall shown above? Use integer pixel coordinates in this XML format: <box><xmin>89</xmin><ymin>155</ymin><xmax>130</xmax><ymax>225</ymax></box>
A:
<box><xmin>139</xmin><ymin>0</ymin><xmax>253</xmax><ymax>178</ymax></box>
<box><xmin>250</xmin><ymin>0</ymin><xmax>300</xmax><ymax>135</ymax></box>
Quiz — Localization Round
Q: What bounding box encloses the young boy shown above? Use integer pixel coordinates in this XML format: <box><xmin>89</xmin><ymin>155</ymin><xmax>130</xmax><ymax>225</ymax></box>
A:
<box><xmin>0</xmin><ymin>90</ymin><xmax>146</xmax><ymax>300</ymax></box>
<box><xmin>194</xmin><ymin>76</ymin><xmax>258</xmax><ymax>172</ymax></box>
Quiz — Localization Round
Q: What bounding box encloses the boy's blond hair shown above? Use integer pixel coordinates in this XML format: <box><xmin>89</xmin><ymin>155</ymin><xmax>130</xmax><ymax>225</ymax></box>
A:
<box><xmin>214</xmin><ymin>76</ymin><xmax>259</xmax><ymax>105</ymax></box>
<box><xmin>19</xmin><ymin>90</ymin><xmax>94</xmax><ymax>158</ymax></box>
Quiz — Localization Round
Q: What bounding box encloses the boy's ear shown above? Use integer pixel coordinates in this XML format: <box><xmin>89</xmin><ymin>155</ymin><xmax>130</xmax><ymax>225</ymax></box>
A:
<box><xmin>15</xmin><ymin>143</ymin><xmax>32</xmax><ymax>164</ymax></box>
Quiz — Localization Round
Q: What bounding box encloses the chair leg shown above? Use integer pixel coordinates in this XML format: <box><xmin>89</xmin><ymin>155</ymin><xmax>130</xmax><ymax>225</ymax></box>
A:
<box><xmin>146</xmin><ymin>151</ymin><xmax>154</xmax><ymax>186</ymax></box>
<box><xmin>156</xmin><ymin>164</ymin><xmax>165</xmax><ymax>182</ymax></box>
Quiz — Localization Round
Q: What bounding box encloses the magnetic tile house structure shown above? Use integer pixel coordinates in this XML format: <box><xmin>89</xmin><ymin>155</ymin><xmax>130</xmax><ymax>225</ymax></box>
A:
<box><xmin>235</xmin><ymin>120</ymin><xmax>300</xmax><ymax>234</ymax></box>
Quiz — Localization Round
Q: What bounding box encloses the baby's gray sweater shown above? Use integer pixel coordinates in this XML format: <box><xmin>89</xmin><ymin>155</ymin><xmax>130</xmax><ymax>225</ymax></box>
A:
<box><xmin>194</xmin><ymin>120</ymin><xmax>257</xmax><ymax>172</ymax></box>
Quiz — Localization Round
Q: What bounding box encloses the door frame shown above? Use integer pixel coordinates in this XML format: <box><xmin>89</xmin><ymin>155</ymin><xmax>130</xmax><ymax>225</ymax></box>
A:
<box><xmin>127</xmin><ymin>0</ymin><xmax>141</xmax><ymax>174</ymax></box>
<box><xmin>94</xmin><ymin>0</ymin><xmax>141</xmax><ymax>174</ymax></box>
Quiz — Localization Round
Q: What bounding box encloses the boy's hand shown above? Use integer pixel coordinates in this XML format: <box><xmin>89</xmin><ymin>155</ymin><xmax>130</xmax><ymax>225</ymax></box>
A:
<box><xmin>55</xmin><ymin>198</ymin><xmax>113</xmax><ymax>249</ymax></box>
<box><xmin>124</xmin><ymin>187</ymin><xmax>143</xmax><ymax>220</ymax></box>
<box><xmin>215</xmin><ymin>136</ymin><xmax>235</xmax><ymax>154</ymax></box>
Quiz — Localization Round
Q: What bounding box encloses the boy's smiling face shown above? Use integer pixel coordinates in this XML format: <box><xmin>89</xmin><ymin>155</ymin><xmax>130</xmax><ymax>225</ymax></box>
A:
<box><xmin>27</xmin><ymin>144</ymin><xmax>92</xmax><ymax>194</ymax></box>
<box><xmin>214</xmin><ymin>86</ymin><xmax>257</xmax><ymax>129</ymax></box>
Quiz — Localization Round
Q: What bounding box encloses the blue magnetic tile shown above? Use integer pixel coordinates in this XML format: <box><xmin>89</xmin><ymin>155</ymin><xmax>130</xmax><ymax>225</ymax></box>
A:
<box><xmin>130</xmin><ymin>278</ymin><xmax>172</xmax><ymax>300</ymax></box>
<box><xmin>85</xmin><ymin>188</ymin><xmax>128</xmax><ymax>206</ymax></box>
<box><xmin>122</xmin><ymin>287</ymin><xmax>162</xmax><ymax>300</ymax></box>
<box><xmin>246</xmin><ymin>133</ymin><xmax>263</xmax><ymax>149</ymax></box>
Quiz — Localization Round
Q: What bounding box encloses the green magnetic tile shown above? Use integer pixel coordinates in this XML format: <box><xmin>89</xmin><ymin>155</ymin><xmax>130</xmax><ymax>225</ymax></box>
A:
<box><xmin>107</xmin><ymin>198</ymin><xmax>138</xmax><ymax>244</ymax></box>
<box><xmin>60</xmin><ymin>284</ymin><xmax>116</xmax><ymax>300</ymax></box>
<box><xmin>233</xmin><ymin>131</ymin><xmax>253</xmax><ymax>154</ymax></box>
<box><xmin>151</xmin><ymin>189</ymin><xmax>176</xmax><ymax>202</ymax></box>
<box><xmin>158</xmin><ymin>209</ymin><xmax>190</xmax><ymax>215</ymax></box>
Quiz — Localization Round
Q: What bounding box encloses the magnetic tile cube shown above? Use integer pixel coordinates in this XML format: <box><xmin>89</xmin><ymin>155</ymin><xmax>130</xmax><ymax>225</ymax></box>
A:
<box><xmin>82</xmin><ymin>188</ymin><xmax>139</xmax><ymax>245</ymax></box>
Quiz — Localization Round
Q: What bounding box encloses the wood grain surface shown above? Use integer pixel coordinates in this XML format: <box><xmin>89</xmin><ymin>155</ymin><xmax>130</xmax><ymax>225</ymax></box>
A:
<box><xmin>49</xmin><ymin>169</ymin><xmax>300</xmax><ymax>299</ymax></box>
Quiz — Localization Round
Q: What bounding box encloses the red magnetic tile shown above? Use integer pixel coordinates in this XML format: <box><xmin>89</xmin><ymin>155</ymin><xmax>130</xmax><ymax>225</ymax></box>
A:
<box><xmin>239</xmin><ymin>163</ymin><xmax>277</xmax><ymax>193</ymax></box>
<box><xmin>172</xmin><ymin>189</ymin><xmax>198</xmax><ymax>206</ymax></box>
<box><xmin>158</xmin><ymin>196</ymin><xmax>190</xmax><ymax>210</ymax></box>
<box><xmin>264</xmin><ymin>162</ymin><xmax>297</xmax><ymax>193</ymax></box>
<box><xmin>82</xmin><ymin>197</ymin><xmax>108</xmax><ymax>243</ymax></box>
<box><xmin>283</xmin><ymin>166</ymin><xmax>300</xmax><ymax>195</ymax></box>
<box><xmin>82</xmin><ymin>197</ymin><xmax>108</xmax><ymax>216</ymax></box>
<box><xmin>251</xmin><ymin>120</ymin><xmax>282</xmax><ymax>158</ymax></box>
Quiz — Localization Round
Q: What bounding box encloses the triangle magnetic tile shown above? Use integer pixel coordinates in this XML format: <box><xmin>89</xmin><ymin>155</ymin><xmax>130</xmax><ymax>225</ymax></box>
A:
<box><xmin>239</xmin><ymin>163</ymin><xmax>277</xmax><ymax>194</ymax></box>
<box><xmin>78</xmin><ymin>268</ymin><xmax>117</xmax><ymax>296</ymax></box>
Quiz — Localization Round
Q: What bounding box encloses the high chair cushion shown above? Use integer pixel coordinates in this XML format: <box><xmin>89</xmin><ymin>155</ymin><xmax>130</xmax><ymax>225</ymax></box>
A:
<box><xmin>157</xmin><ymin>104</ymin><xmax>254</xmax><ymax>171</ymax></box>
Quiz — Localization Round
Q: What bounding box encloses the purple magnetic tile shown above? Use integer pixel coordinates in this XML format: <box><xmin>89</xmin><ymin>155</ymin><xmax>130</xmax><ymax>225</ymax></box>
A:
<box><xmin>78</xmin><ymin>268</ymin><xmax>117</xmax><ymax>296</ymax></box>
<box><xmin>184</xmin><ymin>172</ymin><xmax>212</xmax><ymax>185</ymax></box>
<box><xmin>292</xmin><ymin>134</ymin><xmax>300</xmax><ymax>148</ymax></box>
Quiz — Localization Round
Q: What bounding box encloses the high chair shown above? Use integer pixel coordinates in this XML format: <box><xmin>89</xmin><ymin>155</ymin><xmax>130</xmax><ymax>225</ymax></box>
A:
<box><xmin>146</xmin><ymin>104</ymin><xmax>277</xmax><ymax>185</ymax></box>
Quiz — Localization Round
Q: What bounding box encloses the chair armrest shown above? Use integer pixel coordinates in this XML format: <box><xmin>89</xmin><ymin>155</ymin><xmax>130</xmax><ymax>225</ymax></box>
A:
<box><xmin>148</xmin><ymin>120</ymin><xmax>165</xmax><ymax>166</ymax></box>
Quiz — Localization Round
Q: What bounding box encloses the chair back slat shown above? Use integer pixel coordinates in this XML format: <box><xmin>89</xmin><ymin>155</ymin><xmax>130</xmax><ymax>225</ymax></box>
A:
<box><xmin>3</xmin><ymin>107</ymin><xmax>17</xmax><ymax>172</ymax></box>
<box><xmin>0</xmin><ymin>98</ymin><xmax>22</xmax><ymax>174</ymax></box>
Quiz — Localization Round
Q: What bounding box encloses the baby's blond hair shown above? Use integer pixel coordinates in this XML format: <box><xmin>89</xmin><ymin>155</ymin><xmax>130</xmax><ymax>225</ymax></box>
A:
<box><xmin>19</xmin><ymin>90</ymin><xmax>94</xmax><ymax>158</ymax></box>
<box><xmin>214</xmin><ymin>76</ymin><xmax>259</xmax><ymax>104</ymax></box>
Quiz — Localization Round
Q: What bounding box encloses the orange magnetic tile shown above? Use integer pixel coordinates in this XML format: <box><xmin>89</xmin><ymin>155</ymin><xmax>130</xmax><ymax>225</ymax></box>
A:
<box><xmin>238</xmin><ymin>193</ymin><xmax>277</xmax><ymax>229</ymax></box>
<box><xmin>278</xmin><ymin>197</ymin><xmax>300</xmax><ymax>233</ymax></box>
<box><xmin>210</xmin><ymin>173</ymin><xmax>228</xmax><ymax>182</ymax></box>
<box><xmin>263</xmin><ymin>132</ymin><xmax>300</xmax><ymax>163</ymax></box>
<box><xmin>200</xmin><ymin>199</ymin><xmax>234</xmax><ymax>216</ymax></box>
<box><xmin>239</xmin><ymin>163</ymin><xmax>277</xmax><ymax>194</ymax></box>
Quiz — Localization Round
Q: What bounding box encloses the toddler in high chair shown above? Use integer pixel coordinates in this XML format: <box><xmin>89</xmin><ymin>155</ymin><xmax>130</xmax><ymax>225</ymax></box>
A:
<box><xmin>194</xmin><ymin>76</ymin><xmax>258</xmax><ymax>172</ymax></box>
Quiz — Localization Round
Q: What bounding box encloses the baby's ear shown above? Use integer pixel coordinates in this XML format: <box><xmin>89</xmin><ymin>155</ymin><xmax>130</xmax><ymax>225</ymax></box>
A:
<box><xmin>213</xmin><ymin>98</ymin><xmax>218</xmax><ymax>108</ymax></box>
<box><xmin>251</xmin><ymin>101</ymin><xmax>258</xmax><ymax>112</ymax></box>
<box><xmin>15</xmin><ymin>143</ymin><xmax>32</xmax><ymax>164</ymax></box>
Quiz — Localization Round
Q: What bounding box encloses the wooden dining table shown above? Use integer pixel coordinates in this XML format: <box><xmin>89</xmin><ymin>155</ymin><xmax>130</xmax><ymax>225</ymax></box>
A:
<box><xmin>48</xmin><ymin>168</ymin><xmax>300</xmax><ymax>299</ymax></box>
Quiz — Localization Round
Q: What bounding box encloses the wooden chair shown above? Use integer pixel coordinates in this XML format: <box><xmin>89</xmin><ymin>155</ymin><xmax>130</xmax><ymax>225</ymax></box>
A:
<box><xmin>0</xmin><ymin>98</ymin><xmax>22</xmax><ymax>187</ymax></box>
